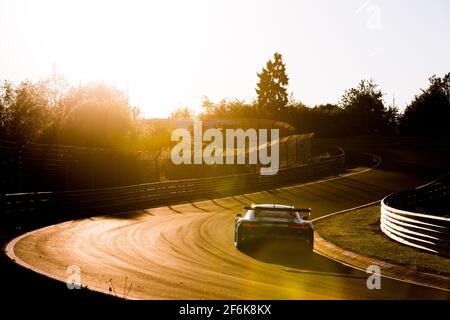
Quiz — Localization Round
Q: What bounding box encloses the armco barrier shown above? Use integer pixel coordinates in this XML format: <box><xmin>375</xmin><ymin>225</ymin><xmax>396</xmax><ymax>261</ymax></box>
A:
<box><xmin>1</xmin><ymin>149</ymin><xmax>344</xmax><ymax>219</ymax></box>
<box><xmin>380</xmin><ymin>175</ymin><xmax>450</xmax><ymax>257</ymax></box>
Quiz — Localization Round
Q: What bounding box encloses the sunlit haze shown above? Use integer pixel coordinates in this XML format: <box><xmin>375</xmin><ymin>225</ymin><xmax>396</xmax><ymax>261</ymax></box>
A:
<box><xmin>1</xmin><ymin>0</ymin><xmax>449</xmax><ymax>118</ymax></box>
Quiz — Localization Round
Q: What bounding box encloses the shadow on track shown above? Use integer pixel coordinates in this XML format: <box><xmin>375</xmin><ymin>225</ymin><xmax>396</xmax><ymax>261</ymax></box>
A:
<box><xmin>239</xmin><ymin>240</ymin><xmax>366</xmax><ymax>280</ymax></box>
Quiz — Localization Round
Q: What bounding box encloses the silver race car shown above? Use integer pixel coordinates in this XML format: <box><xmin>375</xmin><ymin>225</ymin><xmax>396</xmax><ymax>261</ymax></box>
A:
<box><xmin>234</xmin><ymin>204</ymin><xmax>314</xmax><ymax>252</ymax></box>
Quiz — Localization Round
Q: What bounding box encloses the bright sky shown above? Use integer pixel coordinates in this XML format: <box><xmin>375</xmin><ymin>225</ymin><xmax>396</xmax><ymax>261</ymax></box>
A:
<box><xmin>1</xmin><ymin>0</ymin><xmax>449</xmax><ymax>118</ymax></box>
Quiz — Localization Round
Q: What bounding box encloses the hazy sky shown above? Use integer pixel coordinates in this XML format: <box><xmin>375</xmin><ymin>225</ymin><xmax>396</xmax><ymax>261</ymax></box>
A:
<box><xmin>1</xmin><ymin>0</ymin><xmax>449</xmax><ymax>118</ymax></box>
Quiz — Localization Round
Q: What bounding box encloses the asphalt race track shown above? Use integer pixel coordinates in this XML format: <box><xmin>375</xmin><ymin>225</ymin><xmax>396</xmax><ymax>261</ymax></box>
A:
<box><xmin>6</xmin><ymin>141</ymin><xmax>450</xmax><ymax>299</ymax></box>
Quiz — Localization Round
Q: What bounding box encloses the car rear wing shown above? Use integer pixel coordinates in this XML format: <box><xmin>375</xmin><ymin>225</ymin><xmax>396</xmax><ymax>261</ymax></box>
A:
<box><xmin>243</xmin><ymin>206</ymin><xmax>311</xmax><ymax>214</ymax></box>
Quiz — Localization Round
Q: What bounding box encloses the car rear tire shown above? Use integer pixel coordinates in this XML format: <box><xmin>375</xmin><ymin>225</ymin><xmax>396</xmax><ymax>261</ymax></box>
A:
<box><xmin>235</xmin><ymin>231</ymin><xmax>246</xmax><ymax>250</ymax></box>
<box><xmin>307</xmin><ymin>233</ymin><xmax>314</xmax><ymax>253</ymax></box>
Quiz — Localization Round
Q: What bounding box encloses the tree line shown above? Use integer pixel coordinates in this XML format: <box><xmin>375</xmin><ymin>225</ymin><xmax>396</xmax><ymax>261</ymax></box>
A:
<box><xmin>1</xmin><ymin>52</ymin><xmax>449</xmax><ymax>153</ymax></box>
<box><xmin>0</xmin><ymin>78</ymin><xmax>173</xmax><ymax>151</ymax></box>
<box><xmin>192</xmin><ymin>53</ymin><xmax>450</xmax><ymax>138</ymax></box>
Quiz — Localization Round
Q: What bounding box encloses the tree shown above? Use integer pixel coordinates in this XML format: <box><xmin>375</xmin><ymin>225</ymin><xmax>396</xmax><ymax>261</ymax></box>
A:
<box><xmin>169</xmin><ymin>107</ymin><xmax>195</xmax><ymax>120</ymax></box>
<box><xmin>340</xmin><ymin>79</ymin><xmax>391</xmax><ymax>135</ymax></box>
<box><xmin>0</xmin><ymin>80</ymin><xmax>52</xmax><ymax>142</ymax></box>
<box><xmin>58</xmin><ymin>83</ymin><xmax>137</xmax><ymax>148</ymax></box>
<box><xmin>0</xmin><ymin>81</ymin><xmax>13</xmax><ymax>138</ymax></box>
<box><xmin>256</xmin><ymin>53</ymin><xmax>289</xmax><ymax>118</ymax></box>
<box><xmin>400</xmin><ymin>73</ymin><xmax>450</xmax><ymax>137</ymax></box>
<box><xmin>199</xmin><ymin>97</ymin><xmax>257</xmax><ymax>120</ymax></box>
<box><xmin>137</xmin><ymin>122</ymin><xmax>173</xmax><ymax>180</ymax></box>
<box><xmin>384</xmin><ymin>106</ymin><xmax>400</xmax><ymax>135</ymax></box>
<box><xmin>38</xmin><ymin>76</ymin><xmax>71</xmax><ymax>143</ymax></box>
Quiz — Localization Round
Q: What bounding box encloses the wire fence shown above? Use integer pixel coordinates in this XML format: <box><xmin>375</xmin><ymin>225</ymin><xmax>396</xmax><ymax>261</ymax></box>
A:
<box><xmin>0</xmin><ymin>133</ymin><xmax>314</xmax><ymax>192</ymax></box>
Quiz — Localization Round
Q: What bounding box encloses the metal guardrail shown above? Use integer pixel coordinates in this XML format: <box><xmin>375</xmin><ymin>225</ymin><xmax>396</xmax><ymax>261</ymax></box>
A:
<box><xmin>1</xmin><ymin>150</ymin><xmax>344</xmax><ymax>219</ymax></box>
<box><xmin>380</xmin><ymin>175</ymin><xmax>450</xmax><ymax>257</ymax></box>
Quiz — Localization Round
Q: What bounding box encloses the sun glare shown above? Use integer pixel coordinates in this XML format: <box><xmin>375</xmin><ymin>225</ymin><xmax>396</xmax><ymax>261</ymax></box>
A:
<box><xmin>1</xmin><ymin>0</ymin><xmax>449</xmax><ymax>117</ymax></box>
<box><xmin>14</xmin><ymin>0</ymin><xmax>205</xmax><ymax>117</ymax></box>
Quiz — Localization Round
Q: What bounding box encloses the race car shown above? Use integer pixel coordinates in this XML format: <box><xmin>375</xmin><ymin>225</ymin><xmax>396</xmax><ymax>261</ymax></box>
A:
<box><xmin>234</xmin><ymin>204</ymin><xmax>314</xmax><ymax>252</ymax></box>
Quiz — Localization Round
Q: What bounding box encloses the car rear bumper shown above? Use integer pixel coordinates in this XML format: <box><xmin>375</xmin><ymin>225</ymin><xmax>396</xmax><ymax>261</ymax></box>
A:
<box><xmin>241</xmin><ymin>232</ymin><xmax>312</xmax><ymax>243</ymax></box>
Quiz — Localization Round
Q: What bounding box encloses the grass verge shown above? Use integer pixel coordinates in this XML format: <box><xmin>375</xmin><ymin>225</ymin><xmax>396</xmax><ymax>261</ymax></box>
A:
<box><xmin>315</xmin><ymin>205</ymin><xmax>450</xmax><ymax>276</ymax></box>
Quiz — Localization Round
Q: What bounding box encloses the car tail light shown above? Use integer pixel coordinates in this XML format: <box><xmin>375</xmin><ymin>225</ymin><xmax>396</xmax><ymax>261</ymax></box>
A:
<box><xmin>243</xmin><ymin>223</ymin><xmax>260</xmax><ymax>228</ymax></box>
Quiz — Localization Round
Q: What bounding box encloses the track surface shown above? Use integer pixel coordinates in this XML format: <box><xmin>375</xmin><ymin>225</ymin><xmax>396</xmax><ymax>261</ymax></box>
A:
<box><xmin>6</xmin><ymin>143</ymin><xmax>450</xmax><ymax>299</ymax></box>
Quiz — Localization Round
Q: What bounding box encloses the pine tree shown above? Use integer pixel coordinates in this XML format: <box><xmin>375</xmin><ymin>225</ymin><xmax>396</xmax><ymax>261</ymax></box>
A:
<box><xmin>256</xmin><ymin>53</ymin><xmax>289</xmax><ymax>118</ymax></box>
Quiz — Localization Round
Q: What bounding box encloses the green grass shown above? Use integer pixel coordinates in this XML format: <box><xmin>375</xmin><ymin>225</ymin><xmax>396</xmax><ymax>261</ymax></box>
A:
<box><xmin>315</xmin><ymin>205</ymin><xmax>450</xmax><ymax>276</ymax></box>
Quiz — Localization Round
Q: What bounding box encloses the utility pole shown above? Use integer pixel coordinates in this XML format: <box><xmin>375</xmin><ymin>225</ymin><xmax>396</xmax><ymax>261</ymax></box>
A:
<box><xmin>126</xmin><ymin>80</ymin><xmax>130</xmax><ymax>105</ymax></box>
<box><xmin>52</xmin><ymin>62</ymin><xmax>56</xmax><ymax>81</ymax></box>
<box><xmin>52</xmin><ymin>62</ymin><xmax>57</xmax><ymax>105</ymax></box>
